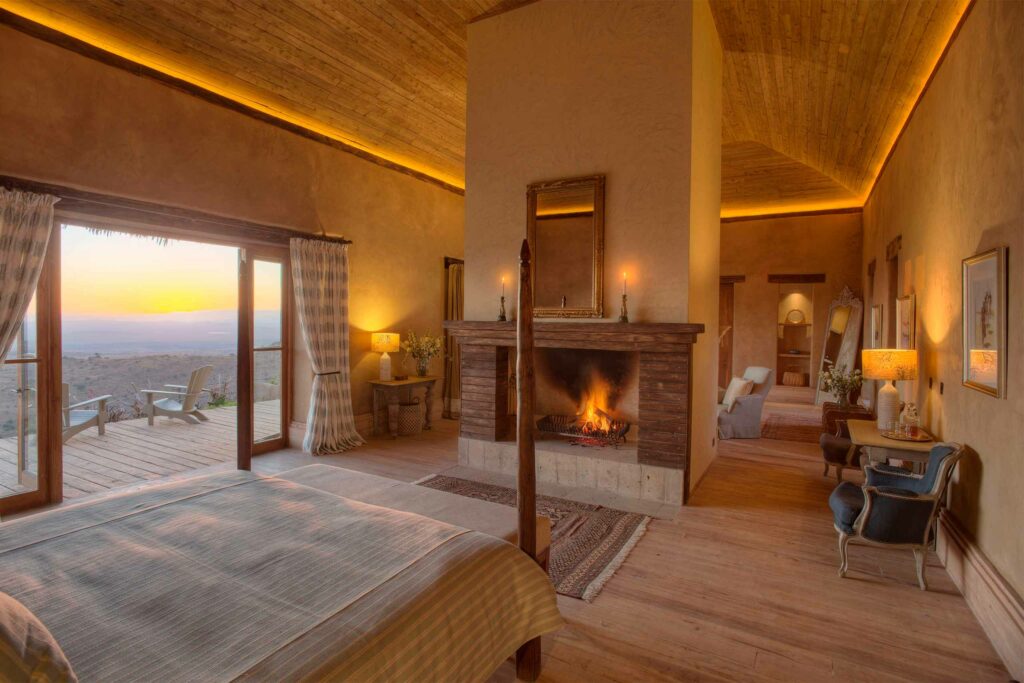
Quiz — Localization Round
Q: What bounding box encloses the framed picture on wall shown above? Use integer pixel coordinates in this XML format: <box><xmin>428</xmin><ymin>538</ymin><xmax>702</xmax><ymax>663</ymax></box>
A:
<box><xmin>962</xmin><ymin>247</ymin><xmax>1007</xmax><ymax>397</ymax></box>
<box><xmin>870</xmin><ymin>305</ymin><xmax>883</xmax><ymax>349</ymax></box>
<box><xmin>896</xmin><ymin>294</ymin><xmax>916</xmax><ymax>349</ymax></box>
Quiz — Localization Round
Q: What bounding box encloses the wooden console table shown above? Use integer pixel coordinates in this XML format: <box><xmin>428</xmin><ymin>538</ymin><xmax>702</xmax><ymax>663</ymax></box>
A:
<box><xmin>369</xmin><ymin>376</ymin><xmax>437</xmax><ymax>437</ymax></box>
<box><xmin>847</xmin><ymin>419</ymin><xmax>934</xmax><ymax>469</ymax></box>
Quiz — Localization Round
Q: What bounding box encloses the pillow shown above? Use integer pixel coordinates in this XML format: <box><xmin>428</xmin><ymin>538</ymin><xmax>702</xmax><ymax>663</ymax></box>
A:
<box><xmin>0</xmin><ymin>592</ymin><xmax>77</xmax><ymax>683</ymax></box>
<box><xmin>721</xmin><ymin>377</ymin><xmax>754</xmax><ymax>412</ymax></box>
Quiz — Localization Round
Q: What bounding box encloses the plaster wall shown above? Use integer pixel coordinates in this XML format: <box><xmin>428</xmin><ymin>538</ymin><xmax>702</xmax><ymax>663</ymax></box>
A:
<box><xmin>0</xmin><ymin>26</ymin><xmax>464</xmax><ymax>423</ymax></box>
<box><xmin>720</xmin><ymin>213</ymin><xmax>863</xmax><ymax>388</ymax></box>
<box><xmin>464</xmin><ymin>0</ymin><xmax>694</xmax><ymax>322</ymax></box>
<box><xmin>685</xmin><ymin>0</ymin><xmax>722</xmax><ymax>493</ymax></box>
<box><xmin>862</xmin><ymin>0</ymin><xmax>1024</xmax><ymax>596</ymax></box>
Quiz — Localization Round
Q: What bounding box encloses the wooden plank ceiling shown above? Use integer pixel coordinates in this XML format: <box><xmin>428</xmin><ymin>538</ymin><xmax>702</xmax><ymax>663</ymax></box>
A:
<box><xmin>2</xmin><ymin>0</ymin><xmax>968</xmax><ymax>216</ymax></box>
<box><xmin>714</xmin><ymin>0</ymin><xmax>970</xmax><ymax>216</ymax></box>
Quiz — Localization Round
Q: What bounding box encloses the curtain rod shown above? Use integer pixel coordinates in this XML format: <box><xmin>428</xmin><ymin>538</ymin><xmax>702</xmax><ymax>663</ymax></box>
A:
<box><xmin>1</xmin><ymin>174</ymin><xmax>352</xmax><ymax>245</ymax></box>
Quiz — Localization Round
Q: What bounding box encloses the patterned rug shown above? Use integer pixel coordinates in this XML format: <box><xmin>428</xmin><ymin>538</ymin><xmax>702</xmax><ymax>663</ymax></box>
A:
<box><xmin>416</xmin><ymin>475</ymin><xmax>649</xmax><ymax>601</ymax></box>
<box><xmin>760</xmin><ymin>412</ymin><xmax>822</xmax><ymax>443</ymax></box>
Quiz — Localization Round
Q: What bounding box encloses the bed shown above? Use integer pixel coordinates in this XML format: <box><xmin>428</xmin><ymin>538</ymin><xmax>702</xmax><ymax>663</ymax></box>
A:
<box><xmin>0</xmin><ymin>470</ymin><xmax>561</xmax><ymax>681</ymax></box>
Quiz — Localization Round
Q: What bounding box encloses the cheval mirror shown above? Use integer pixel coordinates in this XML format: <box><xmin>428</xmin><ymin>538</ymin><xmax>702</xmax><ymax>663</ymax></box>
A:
<box><xmin>526</xmin><ymin>175</ymin><xmax>605</xmax><ymax>318</ymax></box>
<box><xmin>815</xmin><ymin>286</ymin><xmax>864</xmax><ymax>404</ymax></box>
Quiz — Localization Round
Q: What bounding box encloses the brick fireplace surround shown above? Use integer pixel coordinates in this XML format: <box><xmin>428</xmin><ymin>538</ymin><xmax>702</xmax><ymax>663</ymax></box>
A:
<box><xmin>445</xmin><ymin>321</ymin><xmax>705</xmax><ymax>503</ymax></box>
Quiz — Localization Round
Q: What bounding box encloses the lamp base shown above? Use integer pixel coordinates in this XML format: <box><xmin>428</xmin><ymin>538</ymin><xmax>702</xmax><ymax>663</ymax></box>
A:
<box><xmin>379</xmin><ymin>352</ymin><xmax>393</xmax><ymax>382</ymax></box>
<box><xmin>876</xmin><ymin>380</ymin><xmax>900</xmax><ymax>429</ymax></box>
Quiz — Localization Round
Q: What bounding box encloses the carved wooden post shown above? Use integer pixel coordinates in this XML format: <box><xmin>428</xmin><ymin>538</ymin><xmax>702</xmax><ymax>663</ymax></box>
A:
<box><xmin>515</xmin><ymin>238</ymin><xmax>542</xmax><ymax>681</ymax></box>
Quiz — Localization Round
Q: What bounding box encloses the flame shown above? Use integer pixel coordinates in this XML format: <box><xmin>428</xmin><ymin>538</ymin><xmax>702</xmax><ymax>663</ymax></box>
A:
<box><xmin>577</xmin><ymin>371</ymin><xmax>613</xmax><ymax>434</ymax></box>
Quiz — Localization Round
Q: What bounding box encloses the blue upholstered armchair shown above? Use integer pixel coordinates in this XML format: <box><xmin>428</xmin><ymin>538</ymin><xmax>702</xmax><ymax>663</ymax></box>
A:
<box><xmin>828</xmin><ymin>442</ymin><xmax>963</xmax><ymax>590</ymax></box>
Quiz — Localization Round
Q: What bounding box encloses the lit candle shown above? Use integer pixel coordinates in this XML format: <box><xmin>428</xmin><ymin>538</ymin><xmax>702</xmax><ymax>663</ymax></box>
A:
<box><xmin>622</xmin><ymin>272</ymin><xmax>627</xmax><ymax>296</ymax></box>
<box><xmin>501</xmin><ymin>276</ymin><xmax>505</xmax><ymax>297</ymax></box>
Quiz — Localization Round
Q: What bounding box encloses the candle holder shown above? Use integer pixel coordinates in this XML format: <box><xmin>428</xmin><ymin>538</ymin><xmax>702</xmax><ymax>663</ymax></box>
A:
<box><xmin>618</xmin><ymin>293</ymin><xmax>629</xmax><ymax>323</ymax></box>
<box><xmin>498</xmin><ymin>295</ymin><xmax>507</xmax><ymax>322</ymax></box>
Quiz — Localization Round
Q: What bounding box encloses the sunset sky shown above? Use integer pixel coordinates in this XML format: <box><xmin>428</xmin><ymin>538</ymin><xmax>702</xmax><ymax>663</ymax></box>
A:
<box><xmin>61</xmin><ymin>226</ymin><xmax>281</xmax><ymax>317</ymax></box>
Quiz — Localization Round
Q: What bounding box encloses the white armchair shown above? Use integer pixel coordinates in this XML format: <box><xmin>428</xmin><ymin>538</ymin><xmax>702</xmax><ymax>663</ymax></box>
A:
<box><xmin>717</xmin><ymin>367</ymin><xmax>774</xmax><ymax>439</ymax></box>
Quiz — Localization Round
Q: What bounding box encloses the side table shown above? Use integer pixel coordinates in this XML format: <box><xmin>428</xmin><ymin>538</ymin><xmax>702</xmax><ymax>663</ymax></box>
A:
<box><xmin>368</xmin><ymin>376</ymin><xmax>438</xmax><ymax>438</ymax></box>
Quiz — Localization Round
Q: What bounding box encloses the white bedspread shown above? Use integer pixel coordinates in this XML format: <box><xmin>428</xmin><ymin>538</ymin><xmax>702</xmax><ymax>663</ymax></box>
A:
<box><xmin>0</xmin><ymin>470</ymin><xmax>562</xmax><ymax>682</ymax></box>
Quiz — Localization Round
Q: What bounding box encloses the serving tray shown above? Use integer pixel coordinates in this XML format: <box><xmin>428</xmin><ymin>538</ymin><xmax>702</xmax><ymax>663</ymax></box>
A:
<box><xmin>881</xmin><ymin>430</ymin><xmax>932</xmax><ymax>443</ymax></box>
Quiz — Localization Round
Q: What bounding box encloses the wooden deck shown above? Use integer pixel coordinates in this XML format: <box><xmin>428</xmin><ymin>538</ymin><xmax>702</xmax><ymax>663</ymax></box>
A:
<box><xmin>0</xmin><ymin>401</ymin><xmax>280</xmax><ymax>500</ymax></box>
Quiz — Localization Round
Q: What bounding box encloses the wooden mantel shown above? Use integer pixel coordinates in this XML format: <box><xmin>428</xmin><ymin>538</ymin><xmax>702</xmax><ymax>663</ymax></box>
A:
<box><xmin>445</xmin><ymin>321</ymin><xmax>705</xmax><ymax>499</ymax></box>
<box><xmin>444</xmin><ymin>321</ymin><xmax>705</xmax><ymax>351</ymax></box>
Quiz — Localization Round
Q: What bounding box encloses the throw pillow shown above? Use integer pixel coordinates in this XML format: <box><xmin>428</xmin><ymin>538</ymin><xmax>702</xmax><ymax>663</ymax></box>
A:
<box><xmin>721</xmin><ymin>377</ymin><xmax>754</xmax><ymax>412</ymax></box>
<box><xmin>0</xmin><ymin>592</ymin><xmax>77</xmax><ymax>683</ymax></box>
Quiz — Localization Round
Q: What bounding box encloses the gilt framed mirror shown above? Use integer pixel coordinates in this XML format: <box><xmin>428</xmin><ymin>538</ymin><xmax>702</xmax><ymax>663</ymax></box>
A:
<box><xmin>526</xmin><ymin>175</ymin><xmax>605</xmax><ymax>318</ymax></box>
<box><xmin>815</xmin><ymin>286</ymin><xmax>863</xmax><ymax>405</ymax></box>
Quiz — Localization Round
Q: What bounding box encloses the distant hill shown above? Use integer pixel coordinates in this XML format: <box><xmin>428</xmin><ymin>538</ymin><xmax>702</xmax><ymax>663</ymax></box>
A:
<box><xmin>2</xmin><ymin>309</ymin><xmax>283</xmax><ymax>440</ymax></box>
<box><xmin>61</xmin><ymin>310</ymin><xmax>282</xmax><ymax>354</ymax></box>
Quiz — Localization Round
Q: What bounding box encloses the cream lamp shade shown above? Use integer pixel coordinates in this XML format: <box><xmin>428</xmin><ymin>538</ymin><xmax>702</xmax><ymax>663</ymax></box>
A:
<box><xmin>861</xmin><ymin>349</ymin><xmax>918</xmax><ymax>381</ymax></box>
<box><xmin>861</xmin><ymin>349</ymin><xmax>918</xmax><ymax>429</ymax></box>
<box><xmin>371</xmin><ymin>332</ymin><xmax>400</xmax><ymax>381</ymax></box>
<box><xmin>371</xmin><ymin>332</ymin><xmax>400</xmax><ymax>354</ymax></box>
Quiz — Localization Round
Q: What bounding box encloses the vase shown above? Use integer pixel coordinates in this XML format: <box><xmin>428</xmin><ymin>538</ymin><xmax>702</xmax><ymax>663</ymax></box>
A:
<box><xmin>416</xmin><ymin>358</ymin><xmax>430</xmax><ymax>377</ymax></box>
<box><xmin>836</xmin><ymin>392</ymin><xmax>850</xmax><ymax>408</ymax></box>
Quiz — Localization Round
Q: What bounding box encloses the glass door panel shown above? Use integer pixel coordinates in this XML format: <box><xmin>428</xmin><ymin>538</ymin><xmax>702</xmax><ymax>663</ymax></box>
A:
<box><xmin>253</xmin><ymin>259</ymin><xmax>285</xmax><ymax>445</ymax></box>
<box><xmin>1</xmin><ymin>295</ymin><xmax>40</xmax><ymax>501</ymax></box>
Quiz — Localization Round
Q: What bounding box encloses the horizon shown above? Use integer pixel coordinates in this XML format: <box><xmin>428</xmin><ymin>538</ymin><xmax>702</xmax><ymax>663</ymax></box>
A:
<box><xmin>61</xmin><ymin>225</ymin><xmax>281</xmax><ymax>317</ymax></box>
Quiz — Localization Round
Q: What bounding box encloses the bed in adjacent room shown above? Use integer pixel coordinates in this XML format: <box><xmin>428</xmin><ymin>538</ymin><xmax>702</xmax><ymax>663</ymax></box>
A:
<box><xmin>0</xmin><ymin>470</ymin><xmax>562</xmax><ymax>682</ymax></box>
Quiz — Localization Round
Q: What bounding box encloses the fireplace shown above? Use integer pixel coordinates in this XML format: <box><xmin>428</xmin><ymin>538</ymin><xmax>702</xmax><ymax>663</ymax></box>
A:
<box><xmin>535</xmin><ymin>348</ymin><xmax>636</xmax><ymax>447</ymax></box>
<box><xmin>444</xmin><ymin>321</ymin><xmax>704</xmax><ymax>505</ymax></box>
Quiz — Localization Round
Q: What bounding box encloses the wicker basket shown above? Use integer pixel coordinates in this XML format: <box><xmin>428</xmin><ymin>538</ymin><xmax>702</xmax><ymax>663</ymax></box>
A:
<box><xmin>782</xmin><ymin>370</ymin><xmax>809</xmax><ymax>387</ymax></box>
<box><xmin>396</xmin><ymin>399</ymin><xmax>423</xmax><ymax>436</ymax></box>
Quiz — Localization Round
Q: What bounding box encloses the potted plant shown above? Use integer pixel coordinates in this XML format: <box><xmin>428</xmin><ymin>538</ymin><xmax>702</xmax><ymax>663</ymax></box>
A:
<box><xmin>401</xmin><ymin>331</ymin><xmax>444</xmax><ymax>377</ymax></box>
<box><xmin>818</xmin><ymin>362</ymin><xmax>863</xmax><ymax>408</ymax></box>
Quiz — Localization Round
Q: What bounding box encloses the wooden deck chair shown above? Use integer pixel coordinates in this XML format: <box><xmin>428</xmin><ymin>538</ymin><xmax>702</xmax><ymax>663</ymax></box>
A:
<box><xmin>62</xmin><ymin>383</ymin><xmax>112</xmax><ymax>443</ymax></box>
<box><xmin>140</xmin><ymin>365</ymin><xmax>214</xmax><ymax>425</ymax></box>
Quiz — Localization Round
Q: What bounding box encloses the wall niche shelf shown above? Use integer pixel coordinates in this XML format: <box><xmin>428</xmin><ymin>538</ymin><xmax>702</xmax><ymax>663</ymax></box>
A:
<box><xmin>776</xmin><ymin>284</ymin><xmax>815</xmax><ymax>386</ymax></box>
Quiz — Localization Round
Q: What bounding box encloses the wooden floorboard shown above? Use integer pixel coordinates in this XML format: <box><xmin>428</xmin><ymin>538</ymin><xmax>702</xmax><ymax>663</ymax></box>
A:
<box><xmin>249</xmin><ymin>423</ymin><xmax>1008</xmax><ymax>682</ymax></box>
<box><xmin>1</xmin><ymin>416</ymin><xmax>1009</xmax><ymax>681</ymax></box>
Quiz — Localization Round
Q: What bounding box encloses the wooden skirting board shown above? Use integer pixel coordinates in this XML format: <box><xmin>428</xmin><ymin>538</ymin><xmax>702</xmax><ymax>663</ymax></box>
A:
<box><xmin>936</xmin><ymin>509</ymin><xmax>1024</xmax><ymax>681</ymax></box>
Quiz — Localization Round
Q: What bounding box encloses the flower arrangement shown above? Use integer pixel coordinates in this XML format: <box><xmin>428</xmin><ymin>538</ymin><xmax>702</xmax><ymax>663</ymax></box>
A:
<box><xmin>818</xmin><ymin>363</ymin><xmax>863</xmax><ymax>407</ymax></box>
<box><xmin>401</xmin><ymin>331</ymin><xmax>444</xmax><ymax>376</ymax></box>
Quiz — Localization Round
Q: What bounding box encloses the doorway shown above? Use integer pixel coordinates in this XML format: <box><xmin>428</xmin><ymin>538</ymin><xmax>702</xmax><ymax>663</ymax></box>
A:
<box><xmin>718</xmin><ymin>280</ymin><xmax>735</xmax><ymax>388</ymax></box>
<box><xmin>1</xmin><ymin>218</ymin><xmax>292</xmax><ymax>514</ymax></box>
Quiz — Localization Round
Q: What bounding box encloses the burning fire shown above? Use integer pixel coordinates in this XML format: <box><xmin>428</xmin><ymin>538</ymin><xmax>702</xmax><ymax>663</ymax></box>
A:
<box><xmin>577</xmin><ymin>372</ymin><xmax>614</xmax><ymax>434</ymax></box>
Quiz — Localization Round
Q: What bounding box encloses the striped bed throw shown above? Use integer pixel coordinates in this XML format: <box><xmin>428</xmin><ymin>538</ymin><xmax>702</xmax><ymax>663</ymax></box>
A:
<box><xmin>0</xmin><ymin>471</ymin><xmax>562</xmax><ymax>682</ymax></box>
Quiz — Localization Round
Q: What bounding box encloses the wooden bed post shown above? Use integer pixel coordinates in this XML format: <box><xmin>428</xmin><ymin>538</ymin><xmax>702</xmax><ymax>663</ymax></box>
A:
<box><xmin>515</xmin><ymin>239</ymin><xmax>542</xmax><ymax>681</ymax></box>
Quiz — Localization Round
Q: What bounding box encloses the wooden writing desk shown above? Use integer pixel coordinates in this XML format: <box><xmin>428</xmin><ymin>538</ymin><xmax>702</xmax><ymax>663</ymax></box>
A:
<box><xmin>847</xmin><ymin>419</ymin><xmax>934</xmax><ymax>468</ymax></box>
<box><xmin>368</xmin><ymin>376</ymin><xmax>437</xmax><ymax>437</ymax></box>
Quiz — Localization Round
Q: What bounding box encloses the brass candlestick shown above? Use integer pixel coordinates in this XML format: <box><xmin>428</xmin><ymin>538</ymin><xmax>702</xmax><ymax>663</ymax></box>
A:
<box><xmin>498</xmin><ymin>295</ymin><xmax>507</xmax><ymax>322</ymax></box>
<box><xmin>619</xmin><ymin>293</ymin><xmax>629</xmax><ymax>323</ymax></box>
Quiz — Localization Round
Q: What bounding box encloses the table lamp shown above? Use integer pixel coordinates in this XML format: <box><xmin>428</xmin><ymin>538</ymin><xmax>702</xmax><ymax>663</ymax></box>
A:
<box><xmin>861</xmin><ymin>349</ymin><xmax>917</xmax><ymax>429</ymax></box>
<box><xmin>371</xmin><ymin>332</ymin><xmax>400</xmax><ymax>381</ymax></box>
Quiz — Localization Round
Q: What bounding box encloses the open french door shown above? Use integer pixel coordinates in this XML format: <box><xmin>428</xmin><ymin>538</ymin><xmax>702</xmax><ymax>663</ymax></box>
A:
<box><xmin>237</xmin><ymin>247</ymin><xmax>291</xmax><ymax>469</ymax></box>
<box><xmin>0</xmin><ymin>231</ymin><xmax>60</xmax><ymax>515</ymax></box>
